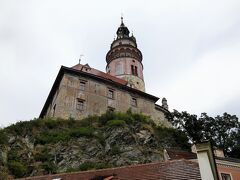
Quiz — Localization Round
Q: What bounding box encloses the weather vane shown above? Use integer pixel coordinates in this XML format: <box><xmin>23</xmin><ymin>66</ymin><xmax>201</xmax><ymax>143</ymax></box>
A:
<box><xmin>79</xmin><ymin>54</ymin><xmax>84</xmax><ymax>64</ymax></box>
<box><xmin>121</xmin><ymin>12</ymin><xmax>124</xmax><ymax>23</ymax></box>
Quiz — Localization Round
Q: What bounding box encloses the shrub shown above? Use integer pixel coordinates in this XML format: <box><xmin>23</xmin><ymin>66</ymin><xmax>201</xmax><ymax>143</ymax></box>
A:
<box><xmin>36</xmin><ymin>131</ymin><xmax>70</xmax><ymax>144</ymax></box>
<box><xmin>35</xmin><ymin>148</ymin><xmax>53</xmax><ymax>162</ymax></box>
<box><xmin>8</xmin><ymin>161</ymin><xmax>27</xmax><ymax>178</ymax></box>
<box><xmin>0</xmin><ymin>130</ymin><xmax>7</xmax><ymax>145</ymax></box>
<box><xmin>66</xmin><ymin>167</ymin><xmax>79</xmax><ymax>172</ymax></box>
<box><xmin>106</xmin><ymin>120</ymin><xmax>126</xmax><ymax>127</ymax></box>
<box><xmin>79</xmin><ymin>161</ymin><xmax>96</xmax><ymax>171</ymax></box>
<box><xmin>69</xmin><ymin>127</ymin><xmax>94</xmax><ymax>138</ymax></box>
<box><xmin>41</xmin><ymin>161</ymin><xmax>57</xmax><ymax>173</ymax></box>
<box><xmin>99</xmin><ymin>110</ymin><xmax>115</xmax><ymax>125</ymax></box>
<box><xmin>110</xmin><ymin>145</ymin><xmax>121</xmax><ymax>155</ymax></box>
<box><xmin>79</xmin><ymin>115</ymin><xmax>99</xmax><ymax>127</ymax></box>
<box><xmin>8</xmin><ymin>149</ymin><xmax>20</xmax><ymax>162</ymax></box>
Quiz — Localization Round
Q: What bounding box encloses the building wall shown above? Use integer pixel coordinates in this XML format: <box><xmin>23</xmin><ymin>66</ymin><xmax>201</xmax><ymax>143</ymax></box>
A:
<box><xmin>217</xmin><ymin>165</ymin><xmax>240</xmax><ymax>180</ymax></box>
<box><xmin>107</xmin><ymin>57</ymin><xmax>145</xmax><ymax>91</ymax></box>
<box><xmin>45</xmin><ymin>73</ymin><xmax>170</xmax><ymax>126</ymax></box>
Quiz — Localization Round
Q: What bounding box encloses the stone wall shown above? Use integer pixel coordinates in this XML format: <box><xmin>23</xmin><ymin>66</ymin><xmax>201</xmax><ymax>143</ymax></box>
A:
<box><xmin>45</xmin><ymin>73</ymin><xmax>170</xmax><ymax>126</ymax></box>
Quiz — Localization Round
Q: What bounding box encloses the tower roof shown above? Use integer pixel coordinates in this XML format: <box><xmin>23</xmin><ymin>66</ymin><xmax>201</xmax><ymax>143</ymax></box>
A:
<box><xmin>116</xmin><ymin>17</ymin><xmax>130</xmax><ymax>39</ymax></box>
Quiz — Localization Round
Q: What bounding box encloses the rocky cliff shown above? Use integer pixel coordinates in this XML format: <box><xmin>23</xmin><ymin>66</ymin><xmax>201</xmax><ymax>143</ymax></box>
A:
<box><xmin>0</xmin><ymin>111</ymin><xmax>189</xmax><ymax>179</ymax></box>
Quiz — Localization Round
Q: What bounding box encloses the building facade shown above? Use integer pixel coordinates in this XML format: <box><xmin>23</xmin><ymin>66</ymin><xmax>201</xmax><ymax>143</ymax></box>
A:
<box><xmin>40</xmin><ymin>18</ymin><xmax>170</xmax><ymax>126</ymax></box>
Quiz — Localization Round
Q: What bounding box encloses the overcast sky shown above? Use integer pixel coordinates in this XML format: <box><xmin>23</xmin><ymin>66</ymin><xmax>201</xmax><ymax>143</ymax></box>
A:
<box><xmin>0</xmin><ymin>0</ymin><xmax>240</xmax><ymax>127</ymax></box>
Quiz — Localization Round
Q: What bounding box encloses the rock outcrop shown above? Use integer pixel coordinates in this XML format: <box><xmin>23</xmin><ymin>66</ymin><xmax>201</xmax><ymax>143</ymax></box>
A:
<box><xmin>0</xmin><ymin>111</ymin><xmax>189</xmax><ymax>179</ymax></box>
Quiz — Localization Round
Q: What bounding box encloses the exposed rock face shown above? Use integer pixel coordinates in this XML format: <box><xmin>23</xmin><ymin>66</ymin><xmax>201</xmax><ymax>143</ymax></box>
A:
<box><xmin>0</xmin><ymin>112</ymin><xmax>188</xmax><ymax>179</ymax></box>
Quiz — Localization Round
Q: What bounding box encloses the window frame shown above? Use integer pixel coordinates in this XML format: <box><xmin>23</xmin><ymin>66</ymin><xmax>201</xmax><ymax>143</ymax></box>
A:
<box><xmin>107</xmin><ymin>106</ymin><xmax>115</xmax><ymax>112</ymax></box>
<box><xmin>76</xmin><ymin>99</ymin><xmax>85</xmax><ymax>111</ymax></box>
<box><xmin>79</xmin><ymin>79</ymin><xmax>87</xmax><ymax>91</ymax></box>
<box><xmin>131</xmin><ymin>97</ymin><xmax>137</xmax><ymax>107</ymax></box>
<box><xmin>221</xmin><ymin>173</ymin><xmax>232</xmax><ymax>180</ymax></box>
<box><xmin>107</xmin><ymin>88</ymin><xmax>115</xmax><ymax>99</ymax></box>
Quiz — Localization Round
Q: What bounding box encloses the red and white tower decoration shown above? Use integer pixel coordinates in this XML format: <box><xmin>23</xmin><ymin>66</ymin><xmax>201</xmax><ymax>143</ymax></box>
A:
<box><xmin>106</xmin><ymin>17</ymin><xmax>145</xmax><ymax>92</ymax></box>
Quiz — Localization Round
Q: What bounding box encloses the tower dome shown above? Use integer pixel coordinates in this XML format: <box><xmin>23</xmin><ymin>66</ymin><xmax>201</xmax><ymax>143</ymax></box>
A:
<box><xmin>116</xmin><ymin>17</ymin><xmax>130</xmax><ymax>39</ymax></box>
<box><xmin>106</xmin><ymin>18</ymin><xmax>145</xmax><ymax>92</ymax></box>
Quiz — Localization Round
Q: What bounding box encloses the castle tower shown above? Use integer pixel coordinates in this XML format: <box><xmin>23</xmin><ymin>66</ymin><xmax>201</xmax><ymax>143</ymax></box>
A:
<box><xmin>106</xmin><ymin>17</ymin><xmax>145</xmax><ymax>92</ymax></box>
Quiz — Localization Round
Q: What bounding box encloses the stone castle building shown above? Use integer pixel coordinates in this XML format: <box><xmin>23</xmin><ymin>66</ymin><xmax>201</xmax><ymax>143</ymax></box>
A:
<box><xmin>40</xmin><ymin>18</ymin><xmax>170</xmax><ymax>126</ymax></box>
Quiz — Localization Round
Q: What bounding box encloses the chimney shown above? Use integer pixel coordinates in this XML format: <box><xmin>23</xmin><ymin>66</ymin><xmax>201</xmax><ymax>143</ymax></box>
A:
<box><xmin>195</xmin><ymin>142</ymin><xmax>219</xmax><ymax>180</ymax></box>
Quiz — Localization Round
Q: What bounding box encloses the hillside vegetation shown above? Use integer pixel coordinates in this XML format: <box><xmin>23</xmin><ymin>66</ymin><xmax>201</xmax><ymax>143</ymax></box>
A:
<box><xmin>0</xmin><ymin>110</ymin><xmax>189</xmax><ymax>179</ymax></box>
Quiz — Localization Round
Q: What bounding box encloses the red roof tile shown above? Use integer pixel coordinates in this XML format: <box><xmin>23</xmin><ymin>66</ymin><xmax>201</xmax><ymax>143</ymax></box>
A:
<box><xmin>20</xmin><ymin>160</ymin><xmax>201</xmax><ymax>180</ymax></box>
<box><xmin>166</xmin><ymin>149</ymin><xmax>197</xmax><ymax>160</ymax></box>
<box><xmin>71</xmin><ymin>64</ymin><xmax>128</xmax><ymax>86</ymax></box>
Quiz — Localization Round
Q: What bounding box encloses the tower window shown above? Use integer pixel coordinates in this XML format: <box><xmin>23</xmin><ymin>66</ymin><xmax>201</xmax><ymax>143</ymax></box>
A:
<box><xmin>76</xmin><ymin>99</ymin><xmax>85</xmax><ymax>111</ymax></box>
<box><xmin>135</xmin><ymin>66</ymin><xmax>138</xmax><ymax>76</ymax></box>
<box><xmin>107</xmin><ymin>89</ymin><xmax>114</xmax><ymax>99</ymax></box>
<box><xmin>131</xmin><ymin>65</ymin><xmax>138</xmax><ymax>76</ymax></box>
<box><xmin>131</xmin><ymin>97</ymin><xmax>137</xmax><ymax>107</ymax></box>
<box><xmin>131</xmin><ymin>65</ymin><xmax>134</xmax><ymax>75</ymax></box>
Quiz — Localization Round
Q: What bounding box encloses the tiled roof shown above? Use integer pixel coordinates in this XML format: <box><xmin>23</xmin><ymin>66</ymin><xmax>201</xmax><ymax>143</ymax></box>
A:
<box><xmin>166</xmin><ymin>149</ymin><xmax>197</xmax><ymax>160</ymax></box>
<box><xmin>20</xmin><ymin>160</ymin><xmax>201</xmax><ymax>180</ymax></box>
<box><xmin>71</xmin><ymin>64</ymin><xmax>128</xmax><ymax>86</ymax></box>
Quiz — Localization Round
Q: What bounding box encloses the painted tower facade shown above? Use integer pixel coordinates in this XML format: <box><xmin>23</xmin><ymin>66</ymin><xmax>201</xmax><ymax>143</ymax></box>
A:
<box><xmin>106</xmin><ymin>18</ymin><xmax>145</xmax><ymax>92</ymax></box>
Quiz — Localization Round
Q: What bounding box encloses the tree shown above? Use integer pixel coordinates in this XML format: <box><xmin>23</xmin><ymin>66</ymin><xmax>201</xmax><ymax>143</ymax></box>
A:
<box><xmin>169</xmin><ymin>110</ymin><xmax>240</xmax><ymax>157</ymax></box>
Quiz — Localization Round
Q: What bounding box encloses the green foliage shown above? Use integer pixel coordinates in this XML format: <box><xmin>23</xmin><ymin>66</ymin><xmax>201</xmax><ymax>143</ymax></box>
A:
<box><xmin>69</xmin><ymin>127</ymin><xmax>94</xmax><ymax>137</ymax></box>
<box><xmin>4</xmin><ymin>109</ymin><xmax>239</xmax><ymax>178</ymax></box>
<box><xmin>95</xmin><ymin>132</ymin><xmax>105</xmax><ymax>146</ymax></box>
<box><xmin>154</xmin><ymin>126</ymin><xmax>190</xmax><ymax>150</ymax></box>
<box><xmin>78</xmin><ymin>161</ymin><xmax>109</xmax><ymax>171</ymax></box>
<box><xmin>7</xmin><ymin>161</ymin><xmax>27</xmax><ymax>178</ymax></box>
<box><xmin>66</xmin><ymin>167</ymin><xmax>79</xmax><ymax>173</ymax></box>
<box><xmin>0</xmin><ymin>130</ymin><xmax>8</xmax><ymax>145</ymax></box>
<box><xmin>110</xmin><ymin>145</ymin><xmax>121</xmax><ymax>155</ymax></box>
<box><xmin>36</xmin><ymin>131</ymin><xmax>70</xmax><ymax>144</ymax></box>
<box><xmin>8</xmin><ymin>149</ymin><xmax>21</xmax><ymax>162</ymax></box>
<box><xmin>35</xmin><ymin>148</ymin><xmax>53</xmax><ymax>162</ymax></box>
<box><xmin>0</xmin><ymin>166</ymin><xmax>9</xmax><ymax>180</ymax></box>
<box><xmin>41</xmin><ymin>161</ymin><xmax>57</xmax><ymax>174</ymax></box>
<box><xmin>106</xmin><ymin>120</ymin><xmax>126</xmax><ymax>127</ymax></box>
<box><xmin>79</xmin><ymin>161</ymin><xmax>96</xmax><ymax>171</ymax></box>
<box><xmin>169</xmin><ymin>110</ymin><xmax>240</xmax><ymax>156</ymax></box>
<box><xmin>98</xmin><ymin>109</ymin><xmax>153</xmax><ymax>127</ymax></box>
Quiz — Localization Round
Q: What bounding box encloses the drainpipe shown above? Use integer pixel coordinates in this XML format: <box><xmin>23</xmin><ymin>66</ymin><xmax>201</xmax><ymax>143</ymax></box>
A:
<box><xmin>195</xmin><ymin>141</ymin><xmax>219</xmax><ymax>180</ymax></box>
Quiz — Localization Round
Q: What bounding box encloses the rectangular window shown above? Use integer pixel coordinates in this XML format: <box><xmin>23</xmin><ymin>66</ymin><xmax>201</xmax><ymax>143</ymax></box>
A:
<box><xmin>131</xmin><ymin>65</ymin><xmax>134</xmax><ymax>75</ymax></box>
<box><xmin>76</xmin><ymin>99</ymin><xmax>84</xmax><ymax>111</ymax></box>
<box><xmin>107</xmin><ymin>106</ymin><xmax>115</xmax><ymax>112</ymax></box>
<box><xmin>221</xmin><ymin>173</ymin><xmax>231</xmax><ymax>180</ymax></box>
<box><xmin>80</xmin><ymin>81</ymin><xmax>86</xmax><ymax>91</ymax></box>
<box><xmin>131</xmin><ymin>97</ymin><xmax>137</xmax><ymax>107</ymax></box>
<box><xmin>135</xmin><ymin>66</ymin><xmax>138</xmax><ymax>76</ymax></box>
<box><xmin>107</xmin><ymin>89</ymin><xmax>114</xmax><ymax>99</ymax></box>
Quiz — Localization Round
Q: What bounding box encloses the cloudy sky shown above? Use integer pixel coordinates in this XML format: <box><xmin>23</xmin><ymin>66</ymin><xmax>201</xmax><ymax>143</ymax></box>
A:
<box><xmin>0</xmin><ymin>0</ymin><xmax>240</xmax><ymax>127</ymax></box>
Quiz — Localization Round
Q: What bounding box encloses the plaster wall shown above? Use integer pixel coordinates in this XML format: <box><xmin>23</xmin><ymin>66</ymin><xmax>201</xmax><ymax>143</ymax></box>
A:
<box><xmin>45</xmin><ymin>73</ymin><xmax>169</xmax><ymax>126</ymax></box>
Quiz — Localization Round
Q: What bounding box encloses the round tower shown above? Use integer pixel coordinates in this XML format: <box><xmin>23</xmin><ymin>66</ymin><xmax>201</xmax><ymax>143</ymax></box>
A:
<box><xmin>106</xmin><ymin>17</ymin><xmax>145</xmax><ymax>92</ymax></box>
